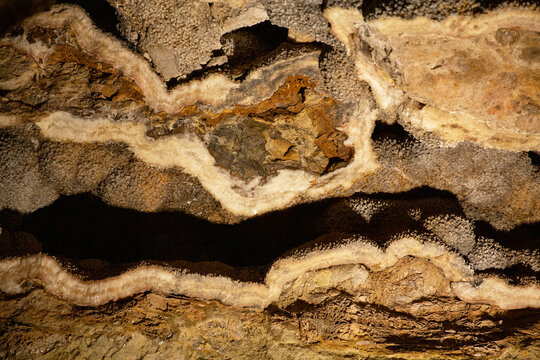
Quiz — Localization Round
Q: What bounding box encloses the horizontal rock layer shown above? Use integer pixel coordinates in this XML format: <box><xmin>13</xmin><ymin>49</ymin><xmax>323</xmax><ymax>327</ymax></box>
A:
<box><xmin>0</xmin><ymin>1</ymin><xmax>538</xmax><ymax>359</ymax></box>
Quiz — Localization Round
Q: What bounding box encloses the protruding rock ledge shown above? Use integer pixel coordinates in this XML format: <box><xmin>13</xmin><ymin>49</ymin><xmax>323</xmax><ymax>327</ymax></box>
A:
<box><xmin>1</xmin><ymin>5</ymin><xmax>539</xmax><ymax>229</ymax></box>
<box><xmin>0</xmin><ymin>2</ymin><xmax>539</xmax><ymax>358</ymax></box>
<box><xmin>1</xmin><ymin>236</ymin><xmax>539</xmax><ymax>358</ymax></box>
<box><xmin>1</xmin><ymin>235</ymin><xmax>538</xmax><ymax>309</ymax></box>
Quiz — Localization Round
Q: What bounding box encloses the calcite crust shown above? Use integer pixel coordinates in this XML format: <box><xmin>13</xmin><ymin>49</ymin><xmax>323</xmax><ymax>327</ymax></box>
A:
<box><xmin>0</xmin><ymin>1</ymin><xmax>539</xmax><ymax>359</ymax></box>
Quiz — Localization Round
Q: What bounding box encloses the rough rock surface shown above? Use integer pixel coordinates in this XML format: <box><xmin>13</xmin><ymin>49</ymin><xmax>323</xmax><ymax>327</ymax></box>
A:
<box><xmin>1</xmin><ymin>288</ymin><xmax>539</xmax><ymax>359</ymax></box>
<box><xmin>0</xmin><ymin>0</ymin><xmax>539</xmax><ymax>359</ymax></box>
<box><xmin>109</xmin><ymin>0</ymin><xmax>269</xmax><ymax>81</ymax></box>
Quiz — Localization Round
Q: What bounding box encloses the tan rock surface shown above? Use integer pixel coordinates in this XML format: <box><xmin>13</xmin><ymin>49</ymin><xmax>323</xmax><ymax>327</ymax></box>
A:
<box><xmin>0</xmin><ymin>1</ymin><xmax>538</xmax><ymax>358</ymax></box>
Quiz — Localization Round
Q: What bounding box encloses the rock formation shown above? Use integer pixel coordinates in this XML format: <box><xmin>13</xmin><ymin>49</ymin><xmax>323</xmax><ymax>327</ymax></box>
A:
<box><xmin>0</xmin><ymin>0</ymin><xmax>538</xmax><ymax>358</ymax></box>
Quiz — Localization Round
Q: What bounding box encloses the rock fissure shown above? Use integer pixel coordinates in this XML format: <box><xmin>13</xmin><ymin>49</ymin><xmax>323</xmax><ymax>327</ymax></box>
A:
<box><xmin>0</xmin><ymin>1</ymin><xmax>539</xmax><ymax>358</ymax></box>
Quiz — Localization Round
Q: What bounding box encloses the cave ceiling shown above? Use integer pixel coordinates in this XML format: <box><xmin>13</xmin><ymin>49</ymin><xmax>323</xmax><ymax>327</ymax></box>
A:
<box><xmin>0</xmin><ymin>0</ymin><xmax>539</xmax><ymax>359</ymax></box>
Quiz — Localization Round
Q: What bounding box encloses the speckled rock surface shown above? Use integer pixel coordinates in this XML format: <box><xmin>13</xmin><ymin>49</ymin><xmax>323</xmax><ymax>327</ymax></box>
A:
<box><xmin>0</xmin><ymin>1</ymin><xmax>538</xmax><ymax>358</ymax></box>
<box><xmin>1</xmin><ymin>285</ymin><xmax>539</xmax><ymax>359</ymax></box>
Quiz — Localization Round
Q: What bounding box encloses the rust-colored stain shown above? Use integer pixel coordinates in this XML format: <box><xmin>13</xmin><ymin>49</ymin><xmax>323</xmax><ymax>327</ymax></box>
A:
<box><xmin>48</xmin><ymin>44</ymin><xmax>144</xmax><ymax>102</ymax></box>
<box><xmin>197</xmin><ymin>74</ymin><xmax>354</xmax><ymax>168</ymax></box>
<box><xmin>48</xmin><ymin>44</ymin><xmax>120</xmax><ymax>75</ymax></box>
<box><xmin>200</xmin><ymin>75</ymin><xmax>315</xmax><ymax>126</ymax></box>
<box><xmin>17</xmin><ymin>41</ymin><xmax>355</xmax><ymax>174</ymax></box>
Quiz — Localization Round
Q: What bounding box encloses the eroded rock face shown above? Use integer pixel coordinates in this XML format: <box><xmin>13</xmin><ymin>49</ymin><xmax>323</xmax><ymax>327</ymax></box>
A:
<box><xmin>3</xmin><ymin>289</ymin><xmax>537</xmax><ymax>360</ymax></box>
<box><xmin>0</xmin><ymin>1</ymin><xmax>539</xmax><ymax>359</ymax></box>
<box><xmin>0</xmin><ymin>3</ymin><xmax>538</xmax><ymax>227</ymax></box>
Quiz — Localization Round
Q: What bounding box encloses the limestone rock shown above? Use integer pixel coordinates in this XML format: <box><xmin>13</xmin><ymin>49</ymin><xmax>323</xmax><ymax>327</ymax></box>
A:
<box><xmin>0</xmin><ymin>1</ymin><xmax>539</xmax><ymax>358</ymax></box>
<box><xmin>110</xmin><ymin>0</ymin><xmax>269</xmax><ymax>81</ymax></box>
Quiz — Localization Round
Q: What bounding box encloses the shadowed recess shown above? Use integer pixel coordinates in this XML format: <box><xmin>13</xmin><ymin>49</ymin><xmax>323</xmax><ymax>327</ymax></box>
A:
<box><xmin>0</xmin><ymin>188</ymin><xmax>460</xmax><ymax>265</ymax></box>
<box><xmin>58</xmin><ymin>0</ymin><xmax>125</xmax><ymax>40</ymax></box>
<box><xmin>0</xmin><ymin>0</ymin><xmax>56</xmax><ymax>36</ymax></box>
<box><xmin>0</xmin><ymin>188</ymin><xmax>538</xmax><ymax>281</ymax></box>
<box><xmin>166</xmin><ymin>20</ymin><xmax>292</xmax><ymax>88</ymax></box>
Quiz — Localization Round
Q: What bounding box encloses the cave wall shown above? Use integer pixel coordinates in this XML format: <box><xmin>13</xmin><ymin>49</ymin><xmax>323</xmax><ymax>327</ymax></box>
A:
<box><xmin>0</xmin><ymin>0</ymin><xmax>539</xmax><ymax>358</ymax></box>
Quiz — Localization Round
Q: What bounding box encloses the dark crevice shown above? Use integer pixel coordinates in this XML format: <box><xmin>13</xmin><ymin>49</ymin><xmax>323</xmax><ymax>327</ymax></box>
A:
<box><xmin>1</xmin><ymin>189</ymin><xmax>538</xmax><ymax>283</ymax></box>
<box><xmin>0</xmin><ymin>0</ymin><xmax>57</xmax><ymax>36</ymax></box>
<box><xmin>371</xmin><ymin>120</ymin><xmax>416</xmax><ymax>143</ymax></box>
<box><xmin>0</xmin><ymin>188</ymin><xmax>462</xmax><ymax>262</ymax></box>
<box><xmin>365</xmin><ymin>186</ymin><xmax>458</xmax><ymax>202</ymax></box>
<box><xmin>58</xmin><ymin>0</ymin><xmax>127</xmax><ymax>42</ymax></box>
<box><xmin>321</xmin><ymin>157</ymin><xmax>348</xmax><ymax>175</ymax></box>
<box><xmin>165</xmin><ymin>66</ymin><xmax>222</xmax><ymax>89</ymax></box>
<box><xmin>221</xmin><ymin>21</ymin><xmax>289</xmax><ymax>67</ymax></box>
<box><xmin>528</xmin><ymin>151</ymin><xmax>540</xmax><ymax>167</ymax></box>
<box><xmin>477</xmin><ymin>265</ymin><xmax>540</xmax><ymax>286</ymax></box>
<box><xmin>473</xmin><ymin>220</ymin><xmax>540</xmax><ymax>252</ymax></box>
<box><xmin>0</xmin><ymin>193</ymin><xmax>335</xmax><ymax>267</ymax></box>
<box><xmin>166</xmin><ymin>21</ymin><xmax>290</xmax><ymax>89</ymax></box>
